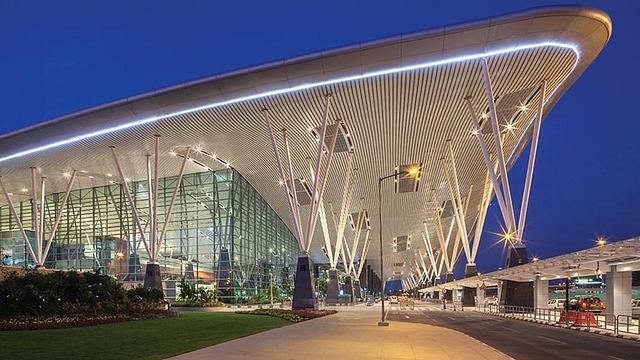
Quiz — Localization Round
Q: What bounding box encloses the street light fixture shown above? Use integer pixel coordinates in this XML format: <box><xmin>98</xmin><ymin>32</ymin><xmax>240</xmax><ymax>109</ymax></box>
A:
<box><xmin>378</xmin><ymin>167</ymin><xmax>419</xmax><ymax>327</ymax></box>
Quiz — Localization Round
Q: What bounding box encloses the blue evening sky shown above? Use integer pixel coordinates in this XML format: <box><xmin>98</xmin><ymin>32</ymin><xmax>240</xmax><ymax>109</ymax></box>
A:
<box><xmin>1</xmin><ymin>1</ymin><xmax>638</xmax><ymax>276</ymax></box>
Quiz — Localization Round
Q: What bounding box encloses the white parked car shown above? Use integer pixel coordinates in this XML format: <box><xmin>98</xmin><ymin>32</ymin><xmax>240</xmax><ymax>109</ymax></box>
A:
<box><xmin>548</xmin><ymin>299</ymin><xmax>566</xmax><ymax>310</ymax></box>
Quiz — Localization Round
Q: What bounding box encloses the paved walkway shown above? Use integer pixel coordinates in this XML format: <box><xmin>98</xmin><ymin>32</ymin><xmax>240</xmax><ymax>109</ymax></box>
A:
<box><xmin>167</xmin><ymin>304</ymin><xmax>512</xmax><ymax>360</ymax></box>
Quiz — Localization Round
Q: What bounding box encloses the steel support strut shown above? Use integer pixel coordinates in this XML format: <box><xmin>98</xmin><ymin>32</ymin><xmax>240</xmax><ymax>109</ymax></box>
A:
<box><xmin>421</xmin><ymin>225</ymin><xmax>437</xmax><ymax>274</ymax></box>
<box><xmin>39</xmin><ymin>176</ymin><xmax>46</xmax><ymax>264</ymax></box>
<box><xmin>307</xmin><ymin>157</ymin><xmax>335</xmax><ymax>264</ymax></box>
<box><xmin>329</xmin><ymin>152</ymin><xmax>356</xmax><ymax>266</ymax></box>
<box><xmin>306</xmin><ymin>118</ymin><xmax>341</xmax><ymax>253</ymax></box>
<box><xmin>471</xmin><ymin>172</ymin><xmax>493</xmax><ymax>260</ymax></box>
<box><xmin>146</xmin><ymin>154</ymin><xmax>154</xmax><ymax>260</ymax></box>
<box><xmin>357</xmin><ymin>238</ymin><xmax>371</xmax><ymax>279</ymax></box>
<box><xmin>30</xmin><ymin>168</ymin><xmax>41</xmax><ymax>264</ymax></box>
<box><xmin>152</xmin><ymin>135</ymin><xmax>160</xmax><ymax>260</ymax></box>
<box><xmin>441</xmin><ymin>144</ymin><xmax>472</xmax><ymax>262</ymax></box>
<box><xmin>347</xmin><ymin>199</ymin><xmax>366</xmax><ymax>276</ymax></box>
<box><xmin>431</xmin><ymin>190</ymin><xmax>451</xmax><ymax>271</ymax></box>
<box><xmin>41</xmin><ymin>170</ymin><xmax>77</xmax><ymax>265</ymax></box>
<box><xmin>263</xmin><ymin>110</ymin><xmax>304</xmax><ymax>250</ymax></box>
<box><xmin>465</xmin><ymin>97</ymin><xmax>511</xmax><ymax>230</ymax></box>
<box><xmin>517</xmin><ymin>80</ymin><xmax>547</xmax><ymax>243</ymax></box>
<box><xmin>481</xmin><ymin>58</ymin><xmax>517</xmax><ymax>233</ymax></box>
<box><xmin>111</xmin><ymin>146</ymin><xmax>151</xmax><ymax>259</ymax></box>
<box><xmin>304</xmin><ymin>95</ymin><xmax>332</xmax><ymax>252</ymax></box>
<box><xmin>156</xmin><ymin>147</ymin><xmax>191</xmax><ymax>260</ymax></box>
<box><xmin>283</xmin><ymin>129</ymin><xmax>304</xmax><ymax>250</ymax></box>
<box><xmin>0</xmin><ymin>177</ymin><xmax>38</xmax><ymax>263</ymax></box>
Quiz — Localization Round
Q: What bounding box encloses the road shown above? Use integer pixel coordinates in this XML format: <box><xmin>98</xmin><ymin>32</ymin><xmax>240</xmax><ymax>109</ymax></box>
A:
<box><xmin>386</xmin><ymin>302</ymin><xmax>640</xmax><ymax>359</ymax></box>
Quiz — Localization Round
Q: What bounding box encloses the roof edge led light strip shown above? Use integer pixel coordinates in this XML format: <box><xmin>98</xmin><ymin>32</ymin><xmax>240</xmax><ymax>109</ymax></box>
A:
<box><xmin>0</xmin><ymin>42</ymin><xmax>579</xmax><ymax>163</ymax></box>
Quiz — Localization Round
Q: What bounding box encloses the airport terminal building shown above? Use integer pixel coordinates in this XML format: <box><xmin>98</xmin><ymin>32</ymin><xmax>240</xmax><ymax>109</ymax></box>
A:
<box><xmin>0</xmin><ymin>6</ymin><xmax>611</xmax><ymax>305</ymax></box>
<box><xmin>0</xmin><ymin>168</ymin><xmax>299</xmax><ymax>302</ymax></box>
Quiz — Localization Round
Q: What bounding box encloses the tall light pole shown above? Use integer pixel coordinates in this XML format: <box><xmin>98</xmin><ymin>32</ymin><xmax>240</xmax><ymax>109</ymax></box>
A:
<box><xmin>378</xmin><ymin>168</ymin><xmax>419</xmax><ymax>326</ymax></box>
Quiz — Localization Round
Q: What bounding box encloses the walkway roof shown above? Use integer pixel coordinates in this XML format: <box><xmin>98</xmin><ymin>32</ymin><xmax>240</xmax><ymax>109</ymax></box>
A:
<box><xmin>421</xmin><ymin>236</ymin><xmax>640</xmax><ymax>291</ymax></box>
<box><xmin>0</xmin><ymin>6</ymin><xmax>612</xmax><ymax>280</ymax></box>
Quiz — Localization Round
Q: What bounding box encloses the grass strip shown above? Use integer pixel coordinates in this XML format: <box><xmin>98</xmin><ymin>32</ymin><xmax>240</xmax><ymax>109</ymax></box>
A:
<box><xmin>0</xmin><ymin>311</ymin><xmax>290</xmax><ymax>360</ymax></box>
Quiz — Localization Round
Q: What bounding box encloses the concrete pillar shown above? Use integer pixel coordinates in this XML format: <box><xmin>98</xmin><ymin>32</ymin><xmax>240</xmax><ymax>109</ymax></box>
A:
<box><xmin>432</xmin><ymin>278</ymin><xmax>441</xmax><ymax>299</ymax></box>
<box><xmin>143</xmin><ymin>263</ymin><xmax>162</xmax><ymax>290</ymax></box>
<box><xmin>444</xmin><ymin>273</ymin><xmax>454</xmax><ymax>301</ymax></box>
<box><xmin>344</xmin><ymin>275</ymin><xmax>354</xmax><ymax>303</ymax></box>
<box><xmin>292</xmin><ymin>254</ymin><xmax>315</xmax><ymax>310</ymax></box>
<box><xmin>353</xmin><ymin>279</ymin><xmax>362</xmax><ymax>302</ymax></box>
<box><xmin>499</xmin><ymin>245</ymin><xmax>533</xmax><ymax>307</ymax></box>
<box><xmin>462</xmin><ymin>264</ymin><xmax>478</xmax><ymax>307</ymax></box>
<box><xmin>326</xmin><ymin>268</ymin><xmax>339</xmax><ymax>306</ymax></box>
<box><xmin>606</xmin><ymin>265</ymin><xmax>632</xmax><ymax>316</ymax></box>
<box><xmin>476</xmin><ymin>285</ymin><xmax>485</xmax><ymax>307</ymax></box>
<box><xmin>533</xmin><ymin>275</ymin><xmax>549</xmax><ymax>310</ymax></box>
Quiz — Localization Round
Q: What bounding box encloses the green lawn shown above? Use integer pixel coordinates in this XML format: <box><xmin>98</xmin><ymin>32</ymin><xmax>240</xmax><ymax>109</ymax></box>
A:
<box><xmin>0</xmin><ymin>311</ymin><xmax>291</xmax><ymax>360</ymax></box>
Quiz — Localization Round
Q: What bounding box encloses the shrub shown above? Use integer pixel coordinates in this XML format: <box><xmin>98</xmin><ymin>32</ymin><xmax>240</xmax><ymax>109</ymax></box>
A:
<box><xmin>0</xmin><ymin>270</ymin><xmax>166</xmax><ymax>317</ymax></box>
<box><xmin>236</xmin><ymin>309</ymin><xmax>337</xmax><ymax>322</ymax></box>
<box><xmin>173</xmin><ymin>278</ymin><xmax>224</xmax><ymax>307</ymax></box>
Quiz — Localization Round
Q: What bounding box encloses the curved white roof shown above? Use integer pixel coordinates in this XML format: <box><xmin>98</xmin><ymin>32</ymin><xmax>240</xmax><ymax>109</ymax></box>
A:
<box><xmin>0</xmin><ymin>6</ymin><xmax>611</xmax><ymax>279</ymax></box>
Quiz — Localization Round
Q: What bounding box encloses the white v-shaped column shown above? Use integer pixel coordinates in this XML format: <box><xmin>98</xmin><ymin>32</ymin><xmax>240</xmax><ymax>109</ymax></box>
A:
<box><xmin>466</xmin><ymin>58</ymin><xmax>548</xmax><ymax>245</ymax></box>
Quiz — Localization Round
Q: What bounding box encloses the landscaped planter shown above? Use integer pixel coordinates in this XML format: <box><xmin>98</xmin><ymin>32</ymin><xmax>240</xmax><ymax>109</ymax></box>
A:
<box><xmin>172</xmin><ymin>307</ymin><xmax>225</xmax><ymax>312</ymax></box>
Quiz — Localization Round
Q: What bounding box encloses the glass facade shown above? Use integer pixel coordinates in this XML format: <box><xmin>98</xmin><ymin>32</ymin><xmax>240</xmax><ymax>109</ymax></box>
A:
<box><xmin>0</xmin><ymin>169</ymin><xmax>298</xmax><ymax>303</ymax></box>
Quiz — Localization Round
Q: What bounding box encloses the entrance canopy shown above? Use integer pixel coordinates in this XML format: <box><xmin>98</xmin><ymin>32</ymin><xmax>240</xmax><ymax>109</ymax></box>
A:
<box><xmin>0</xmin><ymin>6</ymin><xmax>611</xmax><ymax>282</ymax></box>
<box><xmin>421</xmin><ymin>236</ymin><xmax>640</xmax><ymax>291</ymax></box>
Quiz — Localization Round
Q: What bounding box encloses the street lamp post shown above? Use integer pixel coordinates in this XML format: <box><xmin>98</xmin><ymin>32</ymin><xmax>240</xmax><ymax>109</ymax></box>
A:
<box><xmin>378</xmin><ymin>168</ymin><xmax>419</xmax><ymax>327</ymax></box>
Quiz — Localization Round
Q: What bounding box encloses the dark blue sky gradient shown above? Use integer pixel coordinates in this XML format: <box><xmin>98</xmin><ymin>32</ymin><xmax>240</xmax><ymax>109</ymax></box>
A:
<box><xmin>1</xmin><ymin>1</ymin><xmax>638</xmax><ymax>277</ymax></box>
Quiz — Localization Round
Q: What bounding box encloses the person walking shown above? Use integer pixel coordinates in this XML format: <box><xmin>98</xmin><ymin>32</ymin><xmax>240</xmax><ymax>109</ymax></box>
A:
<box><xmin>442</xmin><ymin>298</ymin><xmax>447</xmax><ymax>310</ymax></box>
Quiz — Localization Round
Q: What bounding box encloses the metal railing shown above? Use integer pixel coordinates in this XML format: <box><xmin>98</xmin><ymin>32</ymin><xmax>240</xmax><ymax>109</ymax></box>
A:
<box><xmin>476</xmin><ymin>305</ymin><xmax>640</xmax><ymax>336</ymax></box>
<box><xmin>616</xmin><ymin>315</ymin><xmax>640</xmax><ymax>335</ymax></box>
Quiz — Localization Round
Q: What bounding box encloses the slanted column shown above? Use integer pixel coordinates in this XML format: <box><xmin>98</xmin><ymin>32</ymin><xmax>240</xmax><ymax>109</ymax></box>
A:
<box><xmin>606</xmin><ymin>265</ymin><xmax>632</xmax><ymax>316</ymax></box>
<box><xmin>462</xmin><ymin>264</ymin><xmax>478</xmax><ymax>307</ymax></box>
<box><xmin>533</xmin><ymin>274</ymin><xmax>549</xmax><ymax>310</ymax></box>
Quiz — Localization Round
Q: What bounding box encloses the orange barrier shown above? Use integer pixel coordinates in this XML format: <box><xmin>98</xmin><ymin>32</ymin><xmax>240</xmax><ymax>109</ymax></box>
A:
<box><xmin>558</xmin><ymin>310</ymin><xmax>600</xmax><ymax>327</ymax></box>
<box><xmin>575</xmin><ymin>311</ymin><xmax>600</xmax><ymax>327</ymax></box>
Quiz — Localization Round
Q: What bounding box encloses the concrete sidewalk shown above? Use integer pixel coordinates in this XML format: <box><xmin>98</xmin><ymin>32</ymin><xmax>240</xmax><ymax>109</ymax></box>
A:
<box><xmin>167</xmin><ymin>305</ymin><xmax>512</xmax><ymax>360</ymax></box>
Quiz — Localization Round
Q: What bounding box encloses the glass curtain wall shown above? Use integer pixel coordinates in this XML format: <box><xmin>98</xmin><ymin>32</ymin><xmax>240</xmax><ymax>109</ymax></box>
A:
<box><xmin>0</xmin><ymin>169</ymin><xmax>298</xmax><ymax>303</ymax></box>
